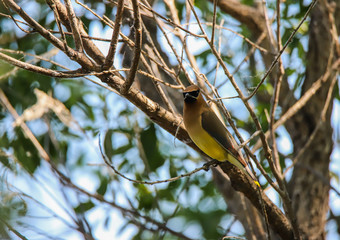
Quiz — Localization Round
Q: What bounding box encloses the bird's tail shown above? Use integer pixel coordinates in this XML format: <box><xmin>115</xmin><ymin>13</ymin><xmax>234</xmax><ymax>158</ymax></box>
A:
<box><xmin>244</xmin><ymin>165</ymin><xmax>260</xmax><ymax>187</ymax></box>
<box><xmin>229</xmin><ymin>154</ymin><xmax>260</xmax><ymax>187</ymax></box>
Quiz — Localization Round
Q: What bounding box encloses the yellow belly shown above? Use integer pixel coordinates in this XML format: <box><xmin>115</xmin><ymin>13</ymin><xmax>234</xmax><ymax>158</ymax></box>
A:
<box><xmin>186</xmin><ymin>122</ymin><xmax>227</xmax><ymax>162</ymax></box>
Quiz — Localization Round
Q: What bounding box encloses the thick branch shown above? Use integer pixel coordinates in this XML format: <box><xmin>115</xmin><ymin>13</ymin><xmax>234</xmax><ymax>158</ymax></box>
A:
<box><xmin>220</xmin><ymin>162</ymin><xmax>294</xmax><ymax>239</ymax></box>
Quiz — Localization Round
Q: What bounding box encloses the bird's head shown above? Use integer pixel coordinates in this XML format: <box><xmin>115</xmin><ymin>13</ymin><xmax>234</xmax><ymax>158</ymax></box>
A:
<box><xmin>183</xmin><ymin>85</ymin><xmax>200</xmax><ymax>103</ymax></box>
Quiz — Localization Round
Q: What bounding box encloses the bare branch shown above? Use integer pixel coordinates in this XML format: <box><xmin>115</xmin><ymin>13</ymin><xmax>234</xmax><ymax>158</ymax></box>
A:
<box><xmin>50</xmin><ymin>0</ymin><xmax>106</xmax><ymax>64</ymax></box>
<box><xmin>0</xmin><ymin>51</ymin><xmax>85</xmax><ymax>78</ymax></box>
<box><xmin>103</xmin><ymin>0</ymin><xmax>125</xmax><ymax>69</ymax></box>
<box><xmin>64</xmin><ymin>0</ymin><xmax>84</xmax><ymax>52</ymax></box>
<box><xmin>120</xmin><ymin>0</ymin><xmax>142</xmax><ymax>95</ymax></box>
<box><xmin>50</xmin><ymin>164</ymin><xmax>195</xmax><ymax>240</ymax></box>
<box><xmin>99</xmin><ymin>135</ymin><xmax>217</xmax><ymax>185</ymax></box>
<box><xmin>4</xmin><ymin>0</ymin><xmax>96</xmax><ymax>69</ymax></box>
<box><xmin>140</xmin><ymin>1</ymin><xmax>205</xmax><ymax>38</ymax></box>
<box><xmin>0</xmin><ymin>89</ymin><xmax>50</xmax><ymax>162</ymax></box>
<box><xmin>211</xmin><ymin>0</ymin><xmax>218</xmax><ymax>45</ymax></box>
<box><xmin>253</xmin><ymin>58</ymin><xmax>340</xmax><ymax>152</ymax></box>
<box><xmin>246</xmin><ymin>0</ymin><xmax>318</xmax><ymax>100</ymax></box>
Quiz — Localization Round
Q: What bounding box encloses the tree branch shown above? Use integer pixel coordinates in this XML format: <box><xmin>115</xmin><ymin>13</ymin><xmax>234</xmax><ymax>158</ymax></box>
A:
<box><xmin>103</xmin><ymin>0</ymin><xmax>125</xmax><ymax>70</ymax></box>
<box><xmin>120</xmin><ymin>0</ymin><xmax>142</xmax><ymax>95</ymax></box>
<box><xmin>64</xmin><ymin>0</ymin><xmax>84</xmax><ymax>52</ymax></box>
<box><xmin>4</xmin><ymin>0</ymin><xmax>96</xmax><ymax>70</ymax></box>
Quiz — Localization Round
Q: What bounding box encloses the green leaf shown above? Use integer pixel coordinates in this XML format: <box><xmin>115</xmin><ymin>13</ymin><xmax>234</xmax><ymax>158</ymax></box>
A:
<box><xmin>12</xmin><ymin>128</ymin><xmax>40</xmax><ymax>174</ymax></box>
<box><xmin>334</xmin><ymin>82</ymin><xmax>339</xmax><ymax>100</ymax></box>
<box><xmin>96</xmin><ymin>177</ymin><xmax>109</xmax><ymax>196</ymax></box>
<box><xmin>74</xmin><ymin>200</ymin><xmax>95</xmax><ymax>214</ymax></box>
<box><xmin>140</xmin><ymin>123</ymin><xmax>165</xmax><ymax>171</ymax></box>
<box><xmin>137</xmin><ymin>185</ymin><xmax>154</xmax><ymax>211</ymax></box>
<box><xmin>104</xmin><ymin>129</ymin><xmax>114</xmax><ymax>160</ymax></box>
<box><xmin>112</xmin><ymin>143</ymin><xmax>132</xmax><ymax>155</ymax></box>
<box><xmin>157</xmin><ymin>189</ymin><xmax>175</xmax><ymax>201</ymax></box>
<box><xmin>0</xmin><ymin>152</ymin><xmax>13</xmax><ymax>171</ymax></box>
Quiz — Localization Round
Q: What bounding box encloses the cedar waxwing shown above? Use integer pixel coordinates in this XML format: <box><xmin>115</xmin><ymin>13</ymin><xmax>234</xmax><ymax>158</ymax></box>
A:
<box><xmin>183</xmin><ymin>85</ymin><xmax>259</xmax><ymax>186</ymax></box>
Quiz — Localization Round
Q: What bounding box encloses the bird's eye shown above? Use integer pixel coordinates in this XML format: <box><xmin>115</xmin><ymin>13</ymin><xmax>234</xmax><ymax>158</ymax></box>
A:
<box><xmin>191</xmin><ymin>90</ymin><xmax>199</xmax><ymax>97</ymax></box>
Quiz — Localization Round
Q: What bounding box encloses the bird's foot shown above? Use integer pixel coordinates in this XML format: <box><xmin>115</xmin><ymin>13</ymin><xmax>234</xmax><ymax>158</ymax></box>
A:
<box><xmin>203</xmin><ymin>159</ymin><xmax>221</xmax><ymax>171</ymax></box>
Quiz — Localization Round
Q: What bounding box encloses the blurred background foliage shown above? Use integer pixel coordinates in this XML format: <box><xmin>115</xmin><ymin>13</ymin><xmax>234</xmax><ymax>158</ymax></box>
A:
<box><xmin>0</xmin><ymin>0</ymin><xmax>339</xmax><ymax>239</ymax></box>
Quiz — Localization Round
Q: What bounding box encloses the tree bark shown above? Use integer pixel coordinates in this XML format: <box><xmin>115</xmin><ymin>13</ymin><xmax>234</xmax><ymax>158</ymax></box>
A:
<box><xmin>286</xmin><ymin>2</ymin><xmax>337</xmax><ymax>239</ymax></box>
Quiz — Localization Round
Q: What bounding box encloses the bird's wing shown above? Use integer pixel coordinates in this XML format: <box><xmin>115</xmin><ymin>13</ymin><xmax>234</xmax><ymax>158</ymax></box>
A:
<box><xmin>201</xmin><ymin>110</ymin><xmax>247</xmax><ymax>167</ymax></box>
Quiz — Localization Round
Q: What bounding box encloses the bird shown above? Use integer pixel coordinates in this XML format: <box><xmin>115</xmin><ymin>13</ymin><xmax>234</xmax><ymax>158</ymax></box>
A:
<box><xmin>182</xmin><ymin>85</ymin><xmax>259</xmax><ymax>186</ymax></box>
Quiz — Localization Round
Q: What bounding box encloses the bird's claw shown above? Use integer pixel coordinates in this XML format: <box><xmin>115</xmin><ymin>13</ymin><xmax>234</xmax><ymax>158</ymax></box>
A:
<box><xmin>203</xmin><ymin>159</ymin><xmax>220</xmax><ymax>171</ymax></box>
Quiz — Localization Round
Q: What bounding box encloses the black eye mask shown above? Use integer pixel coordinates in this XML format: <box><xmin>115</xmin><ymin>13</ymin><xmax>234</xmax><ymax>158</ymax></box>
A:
<box><xmin>190</xmin><ymin>90</ymin><xmax>200</xmax><ymax>98</ymax></box>
<box><xmin>183</xmin><ymin>90</ymin><xmax>200</xmax><ymax>103</ymax></box>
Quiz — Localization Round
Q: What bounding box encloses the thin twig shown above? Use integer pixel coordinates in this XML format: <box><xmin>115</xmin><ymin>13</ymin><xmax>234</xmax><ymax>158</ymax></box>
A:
<box><xmin>231</xmin><ymin>25</ymin><xmax>269</xmax><ymax>77</ymax></box>
<box><xmin>1</xmin><ymin>8</ymin><xmax>32</xmax><ymax>34</ymax></box>
<box><xmin>261</xmin><ymin>0</ymin><xmax>276</xmax><ymax>48</ymax></box>
<box><xmin>144</xmin><ymin>0</ymin><xmax>195</xmax><ymax>85</ymax></box>
<box><xmin>187</xmin><ymin>0</ymin><xmax>280</xmax><ymax>194</ymax></box>
<box><xmin>283</xmin><ymin>64</ymin><xmax>338</xmax><ymax>178</ymax></box>
<box><xmin>50</xmin><ymin>164</ymin><xmax>194</xmax><ymax>240</ymax></box>
<box><xmin>210</xmin><ymin>0</ymin><xmax>218</xmax><ymax>45</ymax></box>
<box><xmin>0</xmin><ymin>48</ymin><xmax>119</xmax><ymax>93</ymax></box>
<box><xmin>0</xmin><ymin>219</ymin><xmax>28</xmax><ymax>240</ymax></box>
<box><xmin>140</xmin><ymin>54</ymin><xmax>177</xmax><ymax>114</ymax></box>
<box><xmin>0</xmin><ymin>51</ymin><xmax>85</xmax><ymax>78</ymax></box>
<box><xmin>137</xmin><ymin>70</ymin><xmax>184</xmax><ymax>89</ymax></box>
<box><xmin>128</xmin><ymin>217</ymin><xmax>194</xmax><ymax>240</ymax></box>
<box><xmin>269</xmin><ymin>0</ymin><xmax>285</xmax><ymax>177</ymax></box>
<box><xmin>7</xmin><ymin>183</ymin><xmax>78</xmax><ymax>231</ymax></box>
<box><xmin>156</xmin><ymin>0</ymin><xmax>204</xmax><ymax>86</ymax></box>
<box><xmin>49</xmin><ymin>30</ymin><xmax>114</xmax><ymax>42</ymax></box>
<box><xmin>0</xmin><ymin>89</ymin><xmax>50</xmax><ymax>162</ymax></box>
<box><xmin>252</xmin><ymin>58</ymin><xmax>340</xmax><ymax>152</ymax></box>
<box><xmin>64</xmin><ymin>0</ymin><xmax>84</xmax><ymax>52</ymax></box>
<box><xmin>246</xmin><ymin>0</ymin><xmax>318</xmax><ymax>100</ymax></box>
<box><xmin>236</xmin><ymin>130</ymin><xmax>262</xmax><ymax>151</ymax></box>
<box><xmin>205</xmin><ymin>80</ymin><xmax>280</xmax><ymax>194</ymax></box>
<box><xmin>139</xmin><ymin>18</ymin><xmax>185</xmax><ymax>89</ymax></box>
<box><xmin>48</xmin><ymin>0</ymin><xmax>69</xmax><ymax>55</ymax></box>
<box><xmin>48</xmin><ymin>0</ymin><xmax>106</xmax><ymax>65</ymax></box>
<box><xmin>134</xmin><ymin>18</ymin><xmax>178</xmax><ymax>113</ymax></box>
<box><xmin>120</xmin><ymin>0</ymin><xmax>142</xmax><ymax>94</ymax></box>
<box><xmin>99</xmin><ymin>134</ymin><xmax>216</xmax><ymax>185</ymax></box>
<box><xmin>103</xmin><ymin>0</ymin><xmax>125</xmax><ymax>70</ymax></box>
<box><xmin>267</xmin><ymin>1</ymin><xmax>300</xmax><ymax>237</ymax></box>
<box><xmin>139</xmin><ymin>1</ymin><xmax>205</xmax><ymax>38</ymax></box>
<box><xmin>5</xmin><ymin>0</ymin><xmax>96</xmax><ymax>69</ymax></box>
<box><xmin>213</xmin><ymin>19</ymin><xmax>224</xmax><ymax>86</ymax></box>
